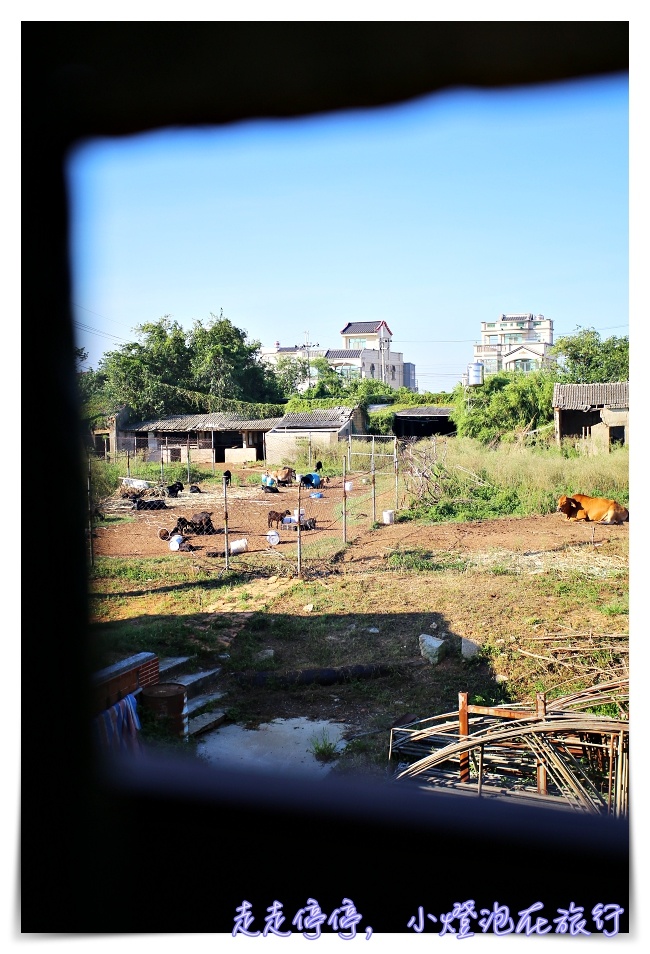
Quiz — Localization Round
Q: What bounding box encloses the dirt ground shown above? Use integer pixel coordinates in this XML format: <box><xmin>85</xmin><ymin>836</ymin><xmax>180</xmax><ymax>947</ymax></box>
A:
<box><xmin>94</xmin><ymin>472</ymin><xmax>629</xmax><ymax>567</ymax></box>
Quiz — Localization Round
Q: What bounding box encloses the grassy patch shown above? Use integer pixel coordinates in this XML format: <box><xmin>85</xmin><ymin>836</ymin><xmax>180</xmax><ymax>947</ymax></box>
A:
<box><xmin>386</xmin><ymin>549</ymin><xmax>470</xmax><ymax>573</ymax></box>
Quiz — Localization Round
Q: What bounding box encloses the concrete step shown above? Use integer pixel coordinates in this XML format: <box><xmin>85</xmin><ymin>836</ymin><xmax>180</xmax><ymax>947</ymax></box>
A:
<box><xmin>158</xmin><ymin>655</ymin><xmax>194</xmax><ymax>680</ymax></box>
<box><xmin>189</xmin><ymin>709</ymin><xmax>227</xmax><ymax>737</ymax></box>
<box><xmin>187</xmin><ymin>689</ymin><xmax>227</xmax><ymax>716</ymax></box>
<box><xmin>165</xmin><ymin>666</ymin><xmax>223</xmax><ymax>699</ymax></box>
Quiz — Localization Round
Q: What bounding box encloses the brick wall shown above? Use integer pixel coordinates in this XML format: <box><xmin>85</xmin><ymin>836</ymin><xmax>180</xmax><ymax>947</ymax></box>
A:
<box><xmin>92</xmin><ymin>652</ymin><xmax>159</xmax><ymax>715</ymax></box>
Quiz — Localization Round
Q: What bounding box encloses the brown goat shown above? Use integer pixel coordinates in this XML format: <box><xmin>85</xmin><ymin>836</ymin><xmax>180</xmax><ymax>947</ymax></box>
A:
<box><xmin>268</xmin><ymin>509</ymin><xmax>291</xmax><ymax>529</ymax></box>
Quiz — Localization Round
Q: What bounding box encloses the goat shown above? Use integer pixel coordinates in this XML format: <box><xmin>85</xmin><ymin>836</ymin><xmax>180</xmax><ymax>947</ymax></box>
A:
<box><xmin>133</xmin><ymin>498</ymin><xmax>167</xmax><ymax>511</ymax></box>
<box><xmin>268</xmin><ymin>509</ymin><xmax>291</xmax><ymax>529</ymax></box>
<box><xmin>189</xmin><ymin>484</ymin><xmax>201</xmax><ymax>493</ymax></box>
<box><xmin>223</xmin><ymin>470</ymin><xmax>232</xmax><ymax>487</ymax></box>
<box><xmin>190</xmin><ymin>511</ymin><xmax>218</xmax><ymax>534</ymax></box>
<box><xmin>272</xmin><ymin>467</ymin><xmax>295</xmax><ymax>486</ymax></box>
<box><xmin>166</xmin><ymin>481</ymin><xmax>184</xmax><ymax>498</ymax></box>
<box><xmin>300</xmin><ymin>473</ymin><xmax>329</xmax><ymax>489</ymax></box>
<box><xmin>314</xmin><ymin>461</ymin><xmax>323</xmax><ymax>473</ymax></box>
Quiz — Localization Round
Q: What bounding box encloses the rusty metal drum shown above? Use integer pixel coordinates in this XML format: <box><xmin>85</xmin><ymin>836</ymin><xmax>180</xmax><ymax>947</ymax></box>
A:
<box><xmin>140</xmin><ymin>683</ymin><xmax>188</xmax><ymax>740</ymax></box>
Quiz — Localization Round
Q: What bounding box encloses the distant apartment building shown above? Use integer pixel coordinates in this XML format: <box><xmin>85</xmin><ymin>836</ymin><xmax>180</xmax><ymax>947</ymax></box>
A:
<box><xmin>260</xmin><ymin>320</ymin><xmax>415</xmax><ymax>391</ymax></box>
<box><xmin>473</xmin><ymin>313</ymin><xmax>554</xmax><ymax>375</ymax></box>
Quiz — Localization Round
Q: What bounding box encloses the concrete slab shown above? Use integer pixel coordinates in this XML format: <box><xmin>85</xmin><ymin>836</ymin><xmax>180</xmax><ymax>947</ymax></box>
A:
<box><xmin>196</xmin><ymin>717</ymin><xmax>350</xmax><ymax>777</ymax></box>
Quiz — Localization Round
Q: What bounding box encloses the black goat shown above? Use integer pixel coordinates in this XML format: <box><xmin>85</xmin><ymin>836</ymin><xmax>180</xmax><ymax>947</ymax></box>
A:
<box><xmin>166</xmin><ymin>481</ymin><xmax>184</xmax><ymax>498</ymax></box>
<box><xmin>133</xmin><ymin>498</ymin><xmax>167</xmax><ymax>511</ymax></box>
<box><xmin>189</xmin><ymin>484</ymin><xmax>201</xmax><ymax>493</ymax></box>
<box><xmin>223</xmin><ymin>470</ymin><xmax>232</xmax><ymax>487</ymax></box>
<box><xmin>315</xmin><ymin>461</ymin><xmax>323</xmax><ymax>473</ymax></box>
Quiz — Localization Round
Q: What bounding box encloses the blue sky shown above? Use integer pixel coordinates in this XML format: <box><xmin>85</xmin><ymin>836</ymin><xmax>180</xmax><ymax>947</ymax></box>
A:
<box><xmin>67</xmin><ymin>71</ymin><xmax>629</xmax><ymax>394</ymax></box>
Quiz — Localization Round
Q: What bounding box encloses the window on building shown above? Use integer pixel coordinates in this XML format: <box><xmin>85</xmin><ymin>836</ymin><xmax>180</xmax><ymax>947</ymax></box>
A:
<box><xmin>369</xmin><ymin>363</ymin><xmax>375</xmax><ymax>378</ymax></box>
<box><xmin>349</xmin><ymin>337</ymin><xmax>367</xmax><ymax>349</ymax></box>
<box><xmin>391</xmin><ymin>365</ymin><xmax>396</xmax><ymax>380</ymax></box>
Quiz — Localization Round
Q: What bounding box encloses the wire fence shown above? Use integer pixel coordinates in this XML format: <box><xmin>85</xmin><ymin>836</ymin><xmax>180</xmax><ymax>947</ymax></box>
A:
<box><xmin>87</xmin><ymin>450</ymin><xmax>407</xmax><ymax>575</ymax></box>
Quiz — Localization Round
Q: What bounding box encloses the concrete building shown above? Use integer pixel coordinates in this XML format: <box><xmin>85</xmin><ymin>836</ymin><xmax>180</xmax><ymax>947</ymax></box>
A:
<box><xmin>260</xmin><ymin>320</ymin><xmax>415</xmax><ymax>391</ymax></box>
<box><xmin>473</xmin><ymin>313</ymin><xmax>554</xmax><ymax>375</ymax></box>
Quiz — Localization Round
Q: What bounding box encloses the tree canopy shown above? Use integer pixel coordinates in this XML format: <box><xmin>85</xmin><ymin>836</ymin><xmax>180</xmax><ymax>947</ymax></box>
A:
<box><xmin>82</xmin><ymin>313</ymin><xmax>285</xmax><ymax>420</ymax></box>
<box><xmin>550</xmin><ymin>327</ymin><xmax>629</xmax><ymax>383</ymax></box>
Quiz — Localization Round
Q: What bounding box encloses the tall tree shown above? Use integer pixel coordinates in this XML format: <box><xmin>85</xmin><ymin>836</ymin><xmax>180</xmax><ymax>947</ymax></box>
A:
<box><xmin>550</xmin><ymin>327</ymin><xmax>629</xmax><ymax>383</ymax></box>
<box><xmin>97</xmin><ymin>312</ymin><xmax>283</xmax><ymax>420</ymax></box>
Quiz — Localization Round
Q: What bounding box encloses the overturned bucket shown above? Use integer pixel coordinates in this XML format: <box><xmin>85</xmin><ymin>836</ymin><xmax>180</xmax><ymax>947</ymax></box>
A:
<box><xmin>266</xmin><ymin>530</ymin><xmax>280</xmax><ymax>547</ymax></box>
<box><xmin>229</xmin><ymin>538</ymin><xmax>248</xmax><ymax>555</ymax></box>
<box><xmin>169</xmin><ymin>534</ymin><xmax>184</xmax><ymax>551</ymax></box>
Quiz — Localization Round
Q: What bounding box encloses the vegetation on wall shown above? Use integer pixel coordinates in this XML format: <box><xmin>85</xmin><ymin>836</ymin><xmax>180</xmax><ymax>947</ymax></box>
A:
<box><xmin>448</xmin><ymin>371</ymin><xmax>556</xmax><ymax>444</ymax></box>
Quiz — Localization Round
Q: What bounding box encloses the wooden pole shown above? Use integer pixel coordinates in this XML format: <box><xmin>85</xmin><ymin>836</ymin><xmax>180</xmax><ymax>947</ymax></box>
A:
<box><xmin>459</xmin><ymin>692</ymin><xmax>469</xmax><ymax>783</ymax></box>
<box><xmin>87</xmin><ymin>455</ymin><xmax>94</xmax><ymax>567</ymax></box>
<box><xmin>127</xmin><ymin>449</ymin><xmax>130</xmax><ymax>478</ymax></box>
<box><xmin>187</xmin><ymin>434</ymin><xmax>191</xmax><ymax>484</ymax></box>
<box><xmin>535</xmin><ymin>692</ymin><xmax>548</xmax><ymax>795</ymax></box>
<box><xmin>211</xmin><ymin>430</ymin><xmax>215</xmax><ymax>476</ymax></box>
<box><xmin>223</xmin><ymin>476</ymin><xmax>229</xmax><ymax>571</ymax></box>
<box><xmin>342</xmin><ymin>457</ymin><xmax>347</xmax><ymax>544</ymax></box>
<box><xmin>297</xmin><ymin>482</ymin><xmax>302</xmax><ymax>577</ymax></box>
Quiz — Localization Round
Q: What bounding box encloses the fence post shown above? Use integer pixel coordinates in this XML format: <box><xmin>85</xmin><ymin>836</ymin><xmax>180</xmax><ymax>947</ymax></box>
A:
<box><xmin>347</xmin><ymin>433</ymin><xmax>351</xmax><ymax>473</ymax></box>
<box><xmin>211</xmin><ymin>431</ymin><xmax>215</xmax><ymax>476</ymax></box>
<box><xmin>459</xmin><ymin>692</ymin><xmax>469</xmax><ymax>783</ymax></box>
<box><xmin>297</xmin><ymin>482</ymin><xmax>302</xmax><ymax>577</ymax></box>
<box><xmin>371</xmin><ymin>457</ymin><xmax>376</xmax><ymax>525</ymax></box>
<box><xmin>127</xmin><ymin>450</ymin><xmax>131</xmax><ymax>478</ymax></box>
<box><xmin>342</xmin><ymin>457</ymin><xmax>347</xmax><ymax>544</ymax></box>
<box><xmin>536</xmin><ymin>692</ymin><xmax>548</xmax><ymax>794</ymax></box>
<box><xmin>394</xmin><ymin>437</ymin><xmax>399</xmax><ymax>512</ymax></box>
<box><xmin>160</xmin><ymin>450</ymin><xmax>164</xmax><ymax>483</ymax></box>
<box><xmin>308</xmin><ymin>433</ymin><xmax>312</xmax><ymax>471</ymax></box>
<box><xmin>87</xmin><ymin>455</ymin><xmax>94</xmax><ymax>567</ymax></box>
<box><xmin>223</xmin><ymin>477</ymin><xmax>229</xmax><ymax>571</ymax></box>
<box><xmin>187</xmin><ymin>435</ymin><xmax>191</xmax><ymax>484</ymax></box>
<box><xmin>371</xmin><ymin>435</ymin><xmax>375</xmax><ymax>473</ymax></box>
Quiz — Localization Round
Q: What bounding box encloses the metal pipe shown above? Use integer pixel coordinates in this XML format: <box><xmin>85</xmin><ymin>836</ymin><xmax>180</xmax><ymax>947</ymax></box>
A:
<box><xmin>223</xmin><ymin>476</ymin><xmax>229</xmax><ymax>571</ymax></box>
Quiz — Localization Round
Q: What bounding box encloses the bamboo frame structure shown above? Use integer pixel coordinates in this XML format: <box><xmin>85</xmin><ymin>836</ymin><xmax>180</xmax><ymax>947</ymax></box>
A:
<box><xmin>389</xmin><ymin>680</ymin><xmax>629</xmax><ymax>815</ymax></box>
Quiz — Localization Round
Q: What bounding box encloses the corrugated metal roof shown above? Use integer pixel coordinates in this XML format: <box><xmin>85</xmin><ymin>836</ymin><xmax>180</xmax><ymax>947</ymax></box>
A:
<box><xmin>272</xmin><ymin>407</ymin><xmax>355</xmax><ymax>430</ymax></box>
<box><xmin>394</xmin><ymin>406</ymin><xmax>454</xmax><ymax>417</ymax></box>
<box><xmin>552</xmin><ymin>382</ymin><xmax>629</xmax><ymax>410</ymax></box>
<box><xmin>126</xmin><ymin>413</ymin><xmax>284</xmax><ymax>432</ymax></box>
<box><xmin>325</xmin><ymin>349</ymin><xmax>362</xmax><ymax>359</ymax></box>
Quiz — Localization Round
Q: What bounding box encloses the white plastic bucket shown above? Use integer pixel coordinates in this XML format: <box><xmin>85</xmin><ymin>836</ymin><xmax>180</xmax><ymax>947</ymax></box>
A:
<box><xmin>383</xmin><ymin>510</ymin><xmax>395</xmax><ymax>525</ymax></box>
<box><xmin>169</xmin><ymin>534</ymin><xmax>184</xmax><ymax>551</ymax></box>
<box><xmin>295</xmin><ymin>474</ymin><xmax>304</xmax><ymax>483</ymax></box>
<box><xmin>266</xmin><ymin>530</ymin><xmax>280</xmax><ymax>547</ymax></box>
<box><xmin>310</xmin><ymin>492</ymin><xmax>323</xmax><ymax>498</ymax></box>
<box><xmin>293</xmin><ymin>508</ymin><xmax>305</xmax><ymax>519</ymax></box>
<box><xmin>229</xmin><ymin>538</ymin><xmax>248</xmax><ymax>555</ymax></box>
<box><xmin>344</xmin><ymin>481</ymin><xmax>353</xmax><ymax>493</ymax></box>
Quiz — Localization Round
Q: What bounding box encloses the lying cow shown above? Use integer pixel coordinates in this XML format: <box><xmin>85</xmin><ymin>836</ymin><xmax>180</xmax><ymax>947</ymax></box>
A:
<box><xmin>557</xmin><ymin>494</ymin><xmax>629</xmax><ymax>524</ymax></box>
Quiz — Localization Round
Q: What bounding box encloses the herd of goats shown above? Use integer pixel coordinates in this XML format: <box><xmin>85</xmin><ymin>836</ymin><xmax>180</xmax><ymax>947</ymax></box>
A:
<box><xmin>117</xmin><ymin>463</ymin><xmax>328</xmax><ymax>551</ymax></box>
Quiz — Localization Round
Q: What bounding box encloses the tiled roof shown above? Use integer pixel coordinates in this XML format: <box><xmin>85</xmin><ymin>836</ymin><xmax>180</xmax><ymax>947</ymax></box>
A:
<box><xmin>552</xmin><ymin>382</ymin><xmax>629</xmax><ymax>410</ymax></box>
<box><xmin>394</xmin><ymin>406</ymin><xmax>454</xmax><ymax>417</ymax></box>
<box><xmin>277</xmin><ymin>346</ymin><xmax>300</xmax><ymax>353</ymax></box>
<box><xmin>340</xmin><ymin>320</ymin><xmax>393</xmax><ymax>336</ymax></box>
<box><xmin>325</xmin><ymin>350</ymin><xmax>362</xmax><ymax>359</ymax></box>
<box><xmin>272</xmin><ymin>407</ymin><xmax>356</xmax><ymax>430</ymax></box>
<box><xmin>126</xmin><ymin>413</ymin><xmax>284</xmax><ymax>432</ymax></box>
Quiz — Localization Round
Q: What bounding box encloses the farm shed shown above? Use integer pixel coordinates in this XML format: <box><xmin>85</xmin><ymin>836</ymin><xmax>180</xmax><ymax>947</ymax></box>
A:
<box><xmin>264</xmin><ymin>406</ymin><xmax>363</xmax><ymax>464</ymax></box>
<box><xmin>117</xmin><ymin>412</ymin><xmax>283</xmax><ymax>464</ymax></box>
<box><xmin>552</xmin><ymin>382</ymin><xmax>628</xmax><ymax>451</ymax></box>
<box><xmin>392</xmin><ymin>405</ymin><xmax>456</xmax><ymax>438</ymax></box>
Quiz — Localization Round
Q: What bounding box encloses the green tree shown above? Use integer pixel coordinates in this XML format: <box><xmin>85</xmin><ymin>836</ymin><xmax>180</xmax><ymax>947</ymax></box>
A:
<box><xmin>450</xmin><ymin>371</ymin><xmax>555</xmax><ymax>443</ymax></box>
<box><xmin>304</xmin><ymin>357</ymin><xmax>346</xmax><ymax>398</ymax></box>
<box><xmin>272</xmin><ymin>354</ymin><xmax>310</xmax><ymax>396</ymax></box>
<box><xmin>550</xmin><ymin>327</ymin><xmax>629</xmax><ymax>383</ymax></box>
<box><xmin>97</xmin><ymin>312</ymin><xmax>283</xmax><ymax>420</ymax></box>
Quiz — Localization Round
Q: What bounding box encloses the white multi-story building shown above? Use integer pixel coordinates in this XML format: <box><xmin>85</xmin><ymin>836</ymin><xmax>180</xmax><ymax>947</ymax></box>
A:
<box><xmin>473</xmin><ymin>313</ymin><xmax>554</xmax><ymax>375</ymax></box>
<box><xmin>260</xmin><ymin>320</ymin><xmax>416</xmax><ymax>391</ymax></box>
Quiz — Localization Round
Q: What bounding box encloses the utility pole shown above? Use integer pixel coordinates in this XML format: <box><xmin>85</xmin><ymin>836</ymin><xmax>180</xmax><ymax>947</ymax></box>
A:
<box><xmin>300</xmin><ymin>330</ymin><xmax>319</xmax><ymax>389</ymax></box>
